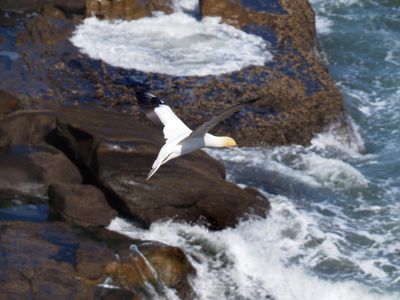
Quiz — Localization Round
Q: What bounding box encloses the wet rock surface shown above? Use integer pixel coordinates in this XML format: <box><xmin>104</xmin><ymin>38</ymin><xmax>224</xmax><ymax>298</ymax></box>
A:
<box><xmin>85</xmin><ymin>0</ymin><xmax>174</xmax><ymax>20</ymax></box>
<box><xmin>0</xmin><ymin>0</ymin><xmax>86</xmax><ymax>14</ymax></box>
<box><xmin>48</xmin><ymin>183</ymin><xmax>117</xmax><ymax>227</ymax></box>
<box><xmin>0</xmin><ymin>90</ymin><xmax>20</xmax><ymax>120</ymax></box>
<box><xmin>106</xmin><ymin>241</ymin><xmax>195</xmax><ymax>298</ymax></box>
<box><xmin>0</xmin><ymin>110</ymin><xmax>55</xmax><ymax>145</ymax></box>
<box><xmin>0</xmin><ymin>221</ymin><xmax>195</xmax><ymax>299</ymax></box>
<box><xmin>0</xmin><ymin>144</ymin><xmax>82</xmax><ymax>197</ymax></box>
<box><xmin>0</xmin><ymin>0</ymin><xmax>349</xmax><ymax>147</ymax></box>
<box><xmin>200</xmin><ymin>0</ymin><xmax>252</xmax><ymax>27</ymax></box>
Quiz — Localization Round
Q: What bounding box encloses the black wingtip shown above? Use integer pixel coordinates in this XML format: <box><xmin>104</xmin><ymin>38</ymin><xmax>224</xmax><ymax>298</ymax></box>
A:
<box><xmin>242</xmin><ymin>96</ymin><xmax>260</xmax><ymax>105</ymax></box>
<box><xmin>131</xmin><ymin>85</ymin><xmax>166</xmax><ymax>108</ymax></box>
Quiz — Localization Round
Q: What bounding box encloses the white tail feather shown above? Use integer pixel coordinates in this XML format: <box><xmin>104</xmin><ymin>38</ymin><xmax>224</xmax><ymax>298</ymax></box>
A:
<box><xmin>146</xmin><ymin>164</ymin><xmax>161</xmax><ymax>180</ymax></box>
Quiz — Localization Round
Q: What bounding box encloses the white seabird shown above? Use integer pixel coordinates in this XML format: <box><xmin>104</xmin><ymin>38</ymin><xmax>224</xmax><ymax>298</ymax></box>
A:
<box><xmin>134</xmin><ymin>86</ymin><xmax>259</xmax><ymax>180</ymax></box>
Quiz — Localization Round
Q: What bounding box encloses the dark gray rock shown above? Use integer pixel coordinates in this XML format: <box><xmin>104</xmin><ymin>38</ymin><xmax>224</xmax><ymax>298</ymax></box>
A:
<box><xmin>0</xmin><ymin>144</ymin><xmax>82</xmax><ymax>197</ymax></box>
<box><xmin>0</xmin><ymin>110</ymin><xmax>56</xmax><ymax>146</ymax></box>
<box><xmin>0</xmin><ymin>90</ymin><xmax>20</xmax><ymax>121</ymax></box>
<box><xmin>48</xmin><ymin>183</ymin><xmax>117</xmax><ymax>227</ymax></box>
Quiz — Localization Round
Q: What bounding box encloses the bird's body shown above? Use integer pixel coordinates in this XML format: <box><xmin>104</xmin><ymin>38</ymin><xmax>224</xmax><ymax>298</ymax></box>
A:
<box><xmin>133</xmin><ymin>86</ymin><xmax>258</xmax><ymax>180</ymax></box>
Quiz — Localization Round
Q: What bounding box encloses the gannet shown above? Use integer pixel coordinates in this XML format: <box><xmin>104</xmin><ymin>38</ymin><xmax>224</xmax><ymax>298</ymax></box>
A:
<box><xmin>134</xmin><ymin>86</ymin><xmax>259</xmax><ymax>180</ymax></box>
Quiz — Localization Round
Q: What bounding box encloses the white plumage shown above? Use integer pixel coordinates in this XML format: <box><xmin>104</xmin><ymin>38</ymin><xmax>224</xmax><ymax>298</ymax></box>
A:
<box><xmin>134</xmin><ymin>86</ymin><xmax>258</xmax><ymax>180</ymax></box>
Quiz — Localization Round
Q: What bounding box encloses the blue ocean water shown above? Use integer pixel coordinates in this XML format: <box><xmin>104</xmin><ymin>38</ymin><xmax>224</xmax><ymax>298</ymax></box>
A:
<box><xmin>311</xmin><ymin>0</ymin><xmax>400</xmax><ymax>289</ymax></box>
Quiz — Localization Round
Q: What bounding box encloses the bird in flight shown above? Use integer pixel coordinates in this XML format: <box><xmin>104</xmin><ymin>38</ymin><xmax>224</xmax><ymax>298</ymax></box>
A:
<box><xmin>134</xmin><ymin>86</ymin><xmax>259</xmax><ymax>180</ymax></box>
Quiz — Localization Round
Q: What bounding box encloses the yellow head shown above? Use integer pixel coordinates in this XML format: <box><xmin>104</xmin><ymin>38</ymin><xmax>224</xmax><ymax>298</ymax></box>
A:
<box><xmin>222</xmin><ymin>137</ymin><xmax>237</xmax><ymax>148</ymax></box>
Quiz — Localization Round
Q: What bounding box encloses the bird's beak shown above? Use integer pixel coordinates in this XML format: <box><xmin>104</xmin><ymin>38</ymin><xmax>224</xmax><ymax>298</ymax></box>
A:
<box><xmin>232</xmin><ymin>146</ymin><xmax>244</xmax><ymax>156</ymax></box>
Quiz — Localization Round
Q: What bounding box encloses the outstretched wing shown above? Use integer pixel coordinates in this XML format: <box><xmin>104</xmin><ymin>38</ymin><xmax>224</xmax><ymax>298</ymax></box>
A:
<box><xmin>190</xmin><ymin>97</ymin><xmax>260</xmax><ymax>138</ymax></box>
<box><xmin>133</xmin><ymin>86</ymin><xmax>192</xmax><ymax>142</ymax></box>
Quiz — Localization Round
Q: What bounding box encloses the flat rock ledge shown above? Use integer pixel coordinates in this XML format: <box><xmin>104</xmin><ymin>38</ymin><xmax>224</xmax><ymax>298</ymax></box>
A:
<box><xmin>0</xmin><ymin>106</ymin><xmax>270</xmax><ymax>230</ymax></box>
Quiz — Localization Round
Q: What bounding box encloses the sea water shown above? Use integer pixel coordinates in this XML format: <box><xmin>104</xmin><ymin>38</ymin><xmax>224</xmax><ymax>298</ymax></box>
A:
<box><xmin>72</xmin><ymin>0</ymin><xmax>400</xmax><ymax>298</ymax></box>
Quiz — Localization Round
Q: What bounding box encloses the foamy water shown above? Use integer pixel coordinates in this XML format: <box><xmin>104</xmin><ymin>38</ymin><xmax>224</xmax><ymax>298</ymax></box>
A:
<box><xmin>109</xmin><ymin>214</ymin><xmax>397</xmax><ymax>300</ymax></box>
<box><xmin>172</xmin><ymin>0</ymin><xmax>199</xmax><ymax>13</ymax></box>
<box><xmin>108</xmin><ymin>125</ymin><xmax>400</xmax><ymax>299</ymax></box>
<box><xmin>71</xmin><ymin>13</ymin><xmax>271</xmax><ymax>76</ymax></box>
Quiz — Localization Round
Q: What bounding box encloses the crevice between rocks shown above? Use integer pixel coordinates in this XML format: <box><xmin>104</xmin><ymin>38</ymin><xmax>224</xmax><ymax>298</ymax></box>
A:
<box><xmin>45</xmin><ymin>123</ymin><xmax>146</xmax><ymax>228</ymax></box>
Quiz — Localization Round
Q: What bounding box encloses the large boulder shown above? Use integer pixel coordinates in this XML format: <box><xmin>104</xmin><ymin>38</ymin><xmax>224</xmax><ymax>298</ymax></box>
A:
<box><xmin>0</xmin><ymin>221</ymin><xmax>194</xmax><ymax>299</ymax></box>
<box><xmin>50</xmin><ymin>107</ymin><xmax>270</xmax><ymax>230</ymax></box>
<box><xmin>94</xmin><ymin>141</ymin><xmax>267</xmax><ymax>229</ymax></box>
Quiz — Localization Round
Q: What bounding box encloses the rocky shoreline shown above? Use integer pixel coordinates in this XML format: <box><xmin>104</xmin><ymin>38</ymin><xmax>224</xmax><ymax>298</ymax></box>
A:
<box><xmin>0</xmin><ymin>104</ymin><xmax>270</xmax><ymax>298</ymax></box>
<box><xmin>0</xmin><ymin>0</ymin><xmax>352</xmax><ymax>299</ymax></box>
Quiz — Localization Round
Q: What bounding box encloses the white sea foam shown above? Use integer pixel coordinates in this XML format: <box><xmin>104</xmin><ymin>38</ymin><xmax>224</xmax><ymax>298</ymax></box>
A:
<box><xmin>71</xmin><ymin>13</ymin><xmax>271</xmax><ymax>76</ymax></box>
<box><xmin>296</xmin><ymin>153</ymin><xmax>369</xmax><ymax>189</ymax></box>
<box><xmin>108</xmin><ymin>194</ymin><xmax>399</xmax><ymax>300</ymax></box>
<box><xmin>315</xmin><ymin>16</ymin><xmax>333</xmax><ymax>35</ymax></box>
<box><xmin>206</xmin><ymin>125</ymin><xmax>369</xmax><ymax>193</ymax></box>
<box><xmin>172</xmin><ymin>0</ymin><xmax>199</xmax><ymax>13</ymax></box>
